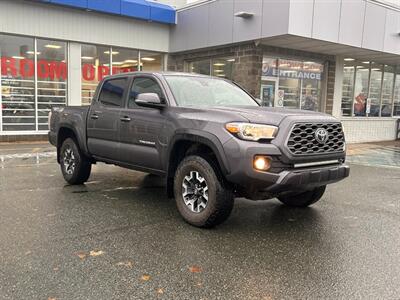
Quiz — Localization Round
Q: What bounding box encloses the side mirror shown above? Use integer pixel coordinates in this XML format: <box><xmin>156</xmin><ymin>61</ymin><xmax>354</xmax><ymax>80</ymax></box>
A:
<box><xmin>135</xmin><ymin>93</ymin><xmax>165</xmax><ymax>109</ymax></box>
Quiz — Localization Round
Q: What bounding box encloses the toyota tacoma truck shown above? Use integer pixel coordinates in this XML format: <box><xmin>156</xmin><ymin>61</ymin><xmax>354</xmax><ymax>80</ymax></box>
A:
<box><xmin>48</xmin><ymin>72</ymin><xmax>349</xmax><ymax>228</ymax></box>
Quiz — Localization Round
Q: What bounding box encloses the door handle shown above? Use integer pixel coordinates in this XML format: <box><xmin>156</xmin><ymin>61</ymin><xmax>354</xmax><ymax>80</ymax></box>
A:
<box><xmin>90</xmin><ymin>114</ymin><xmax>99</xmax><ymax>120</ymax></box>
<box><xmin>120</xmin><ymin>116</ymin><xmax>131</xmax><ymax>122</ymax></box>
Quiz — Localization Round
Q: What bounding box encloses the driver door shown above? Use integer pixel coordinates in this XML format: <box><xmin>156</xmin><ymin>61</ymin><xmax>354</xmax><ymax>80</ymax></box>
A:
<box><xmin>119</xmin><ymin>76</ymin><xmax>167</xmax><ymax>171</ymax></box>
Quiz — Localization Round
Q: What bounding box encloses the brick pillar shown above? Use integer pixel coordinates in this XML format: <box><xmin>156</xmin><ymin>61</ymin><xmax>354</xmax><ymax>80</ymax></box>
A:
<box><xmin>231</xmin><ymin>44</ymin><xmax>263</xmax><ymax>98</ymax></box>
<box><xmin>325</xmin><ymin>60</ymin><xmax>336</xmax><ymax>115</ymax></box>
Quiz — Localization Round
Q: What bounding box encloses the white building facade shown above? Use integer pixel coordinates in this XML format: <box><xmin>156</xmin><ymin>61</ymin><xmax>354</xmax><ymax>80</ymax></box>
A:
<box><xmin>0</xmin><ymin>0</ymin><xmax>399</xmax><ymax>143</ymax></box>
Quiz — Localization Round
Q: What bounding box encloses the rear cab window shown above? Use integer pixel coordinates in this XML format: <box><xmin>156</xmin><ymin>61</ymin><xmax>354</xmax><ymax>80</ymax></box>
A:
<box><xmin>98</xmin><ymin>77</ymin><xmax>128</xmax><ymax>107</ymax></box>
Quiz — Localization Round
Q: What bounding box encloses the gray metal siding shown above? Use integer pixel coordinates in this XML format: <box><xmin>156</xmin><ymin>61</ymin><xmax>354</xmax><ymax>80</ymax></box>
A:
<box><xmin>312</xmin><ymin>0</ymin><xmax>341</xmax><ymax>43</ymax></box>
<box><xmin>338</xmin><ymin>0</ymin><xmax>366</xmax><ymax>47</ymax></box>
<box><xmin>362</xmin><ymin>2</ymin><xmax>387</xmax><ymax>51</ymax></box>
<box><xmin>0</xmin><ymin>0</ymin><xmax>170</xmax><ymax>52</ymax></box>
<box><xmin>170</xmin><ymin>0</ymin><xmax>400</xmax><ymax>57</ymax></box>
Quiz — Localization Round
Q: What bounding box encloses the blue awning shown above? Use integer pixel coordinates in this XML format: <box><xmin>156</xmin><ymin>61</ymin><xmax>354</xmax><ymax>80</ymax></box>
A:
<box><xmin>33</xmin><ymin>0</ymin><xmax>176</xmax><ymax>24</ymax></box>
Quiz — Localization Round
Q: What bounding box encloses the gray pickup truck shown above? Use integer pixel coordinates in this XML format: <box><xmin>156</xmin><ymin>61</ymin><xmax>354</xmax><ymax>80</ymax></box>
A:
<box><xmin>48</xmin><ymin>72</ymin><xmax>349</xmax><ymax>228</ymax></box>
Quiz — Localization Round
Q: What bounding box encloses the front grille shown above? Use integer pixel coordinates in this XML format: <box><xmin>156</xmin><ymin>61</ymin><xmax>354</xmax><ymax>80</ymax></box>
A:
<box><xmin>287</xmin><ymin>123</ymin><xmax>345</xmax><ymax>155</ymax></box>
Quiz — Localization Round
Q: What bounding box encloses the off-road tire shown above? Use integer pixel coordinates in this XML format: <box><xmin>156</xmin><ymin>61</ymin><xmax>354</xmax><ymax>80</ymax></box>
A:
<box><xmin>278</xmin><ymin>185</ymin><xmax>326</xmax><ymax>207</ymax></box>
<box><xmin>60</xmin><ymin>138</ymin><xmax>91</xmax><ymax>185</ymax></box>
<box><xmin>174</xmin><ymin>155</ymin><xmax>234</xmax><ymax>228</ymax></box>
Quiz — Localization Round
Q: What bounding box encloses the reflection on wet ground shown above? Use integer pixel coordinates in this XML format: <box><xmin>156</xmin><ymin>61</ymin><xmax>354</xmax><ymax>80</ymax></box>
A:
<box><xmin>0</xmin><ymin>142</ymin><xmax>399</xmax><ymax>299</ymax></box>
<box><xmin>347</xmin><ymin>142</ymin><xmax>400</xmax><ymax>168</ymax></box>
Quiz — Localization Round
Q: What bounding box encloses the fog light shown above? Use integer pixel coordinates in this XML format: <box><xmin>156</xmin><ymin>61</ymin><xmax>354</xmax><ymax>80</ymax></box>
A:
<box><xmin>253</xmin><ymin>156</ymin><xmax>271</xmax><ymax>171</ymax></box>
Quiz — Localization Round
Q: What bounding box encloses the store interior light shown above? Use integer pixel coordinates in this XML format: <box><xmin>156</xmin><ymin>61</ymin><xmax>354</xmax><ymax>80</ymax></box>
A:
<box><xmin>141</xmin><ymin>57</ymin><xmax>156</xmax><ymax>61</ymax></box>
<box><xmin>104</xmin><ymin>51</ymin><xmax>119</xmax><ymax>55</ymax></box>
<box><xmin>26</xmin><ymin>51</ymin><xmax>41</xmax><ymax>55</ymax></box>
<box><xmin>214</xmin><ymin>69</ymin><xmax>224</xmax><ymax>73</ymax></box>
<box><xmin>81</xmin><ymin>56</ymin><xmax>94</xmax><ymax>60</ymax></box>
<box><xmin>45</xmin><ymin>44</ymin><xmax>62</xmax><ymax>49</ymax></box>
<box><xmin>12</xmin><ymin>56</ymin><xmax>25</xmax><ymax>59</ymax></box>
<box><xmin>113</xmin><ymin>62</ymin><xmax>124</xmax><ymax>65</ymax></box>
<box><xmin>124</xmin><ymin>59</ymin><xmax>138</xmax><ymax>63</ymax></box>
<box><xmin>362</xmin><ymin>61</ymin><xmax>370</xmax><ymax>64</ymax></box>
<box><xmin>371</xmin><ymin>68</ymin><xmax>381</xmax><ymax>71</ymax></box>
<box><xmin>213</xmin><ymin>63</ymin><xmax>225</xmax><ymax>66</ymax></box>
<box><xmin>344</xmin><ymin>58</ymin><xmax>355</xmax><ymax>61</ymax></box>
<box><xmin>226</xmin><ymin>58</ymin><xmax>235</xmax><ymax>62</ymax></box>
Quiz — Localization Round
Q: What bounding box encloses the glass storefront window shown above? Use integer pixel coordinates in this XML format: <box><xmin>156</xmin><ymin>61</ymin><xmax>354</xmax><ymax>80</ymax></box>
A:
<box><xmin>341</xmin><ymin>59</ymin><xmax>400</xmax><ymax>117</ymax></box>
<box><xmin>368</xmin><ymin>62</ymin><xmax>383</xmax><ymax>117</ymax></box>
<box><xmin>189</xmin><ymin>57</ymin><xmax>235</xmax><ymax>80</ymax></box>
<box><xmin>381</xmin><ymin>65</ymin><xmax>394</xmax><ymax>117</ymax></box>
<box><xmin>112</xmin><ymin>47</ymin><xmax>139</xmax><ymax>74</ymax></box>
<box><xmin>36</xmin><ymin>39</ymin><xmax>67</xmax><ymax>130</ymax></box>
<box><xmin>190</xmin><ymin>59</ymin><xmax>211</xmax><ymax>76</ymax></box>
<box><xmin>212</xmin><ymin>58</ymin><xmax>235</xmax><ymax>79</ymax></box>
<box><xmin>394</xmin><ymin>68</ymin><xmax>400</xmax><ymax>116</ymax></box>
<box><xmin>261</xmin><ymin>57</ymin><xmax>324</xmax><ymax>111</ymax></box>
<box><xmin>0</xmin><ymin>34</ymin><xmax>36</xmax><ymax>131</ymax></box>
<box><xmin>301</xmin><ymin>62</ymin><xmax>323</xmax><ymax>111</ymax></box>
<box><xmin>353</xmin><ymin>64</ymin><xmax>369</xmax><ymax>117</ymax></box>
<box><xmin>140</xmin><ymin>51</ymin><xmax>163</xmax><ymax>72</ymax></box>
<box><xmin>81</xmin><ymin>44</ymin><xmax>110</xmax><ymax>105</ymax></box>
<box><xmin>341</xmin><ymin>62</ymin><xmax>356</xmax><ymax>116</ymax></box>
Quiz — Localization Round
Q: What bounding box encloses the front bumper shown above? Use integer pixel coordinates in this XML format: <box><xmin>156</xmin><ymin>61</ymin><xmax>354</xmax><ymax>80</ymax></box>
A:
<box><xmin>223</xmin><ymin>138</ymin><xmax>349</xmax><ymax>199</ymax></box>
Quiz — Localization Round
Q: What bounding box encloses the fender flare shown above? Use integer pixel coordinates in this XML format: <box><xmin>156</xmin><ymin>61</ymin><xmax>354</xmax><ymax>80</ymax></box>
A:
<box><xmin>166</xmin><ymin>129</ymin><xmax>231</xmax><ymax>176</ymax></box>
<box><xmin>57</xmin><ymin>123</ymin><xmax>90</xmax><ymax>159</ymax></box>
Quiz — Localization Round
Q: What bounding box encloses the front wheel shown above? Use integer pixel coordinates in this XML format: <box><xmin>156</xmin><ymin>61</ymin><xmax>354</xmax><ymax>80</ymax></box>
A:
<box><xmin>174</xmin><ymin>155</ymin><xmax>234</xmax><ymax>228</ymax></box>
<box><xmin>278</xmin><ymin>186</ymin><xmax>326</xmax><ymax>208</ymax></box>
<box><xmin>60</xmin><ymin>138</ymin><xmax>92</xmax><ymax>185</ymax></box>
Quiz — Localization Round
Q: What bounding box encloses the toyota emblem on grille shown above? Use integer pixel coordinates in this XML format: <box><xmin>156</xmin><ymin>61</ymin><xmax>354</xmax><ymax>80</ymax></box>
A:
<box><xmin>315</xmin><ymin>128</ymin><xmax>328</xmax><ymax>144</ymax></box>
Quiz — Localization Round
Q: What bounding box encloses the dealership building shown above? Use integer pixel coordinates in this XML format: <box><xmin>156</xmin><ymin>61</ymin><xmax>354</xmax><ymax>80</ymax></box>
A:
<box><xmin>0</xmin><ymin>0</ymin><xmax>399</xmax><ymax>143</ymax></box>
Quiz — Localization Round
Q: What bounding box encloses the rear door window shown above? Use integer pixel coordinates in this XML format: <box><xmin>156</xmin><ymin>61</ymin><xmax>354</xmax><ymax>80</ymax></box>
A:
<box><xmin>98</xmin><ymin>78</ymin><xmax>127</xmax><ymax>107</ymax></box>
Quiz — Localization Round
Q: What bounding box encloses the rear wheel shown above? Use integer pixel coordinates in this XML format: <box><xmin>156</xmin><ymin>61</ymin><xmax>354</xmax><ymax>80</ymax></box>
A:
<box><xmin>278</xmin><ymin>186</ymin><xmax>326</xmax><ymax>207</ymax></box>
<box><xmin>174</xmin><ymin>155</ymin><xmax>234</xmax><ymax>228</ymax></box>
<box><xmin>60</xmin><ymin>138</ymin><xmax>91</xmax><ymax>185</ymax></box>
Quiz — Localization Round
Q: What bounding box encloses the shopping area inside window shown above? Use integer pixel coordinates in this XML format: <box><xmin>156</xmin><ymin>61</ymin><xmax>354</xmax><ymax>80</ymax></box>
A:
<box><xmin>341</xmin><ymin>58</ymin><xmax>400</xmax><ymax>117</ymax></box>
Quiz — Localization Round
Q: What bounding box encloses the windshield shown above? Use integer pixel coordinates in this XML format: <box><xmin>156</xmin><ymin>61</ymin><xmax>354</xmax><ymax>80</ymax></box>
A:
<box><xmin>164</xmin><ymin>75</ymin><xmax>259</xmax><ymax>107</ymax></box>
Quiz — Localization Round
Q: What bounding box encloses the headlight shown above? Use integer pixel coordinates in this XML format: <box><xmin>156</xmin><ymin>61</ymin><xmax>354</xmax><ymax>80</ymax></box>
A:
<box><xmin>225</xmin><ymin>122</ymin><xmax>278</xmax><ymax>141</ymax></box>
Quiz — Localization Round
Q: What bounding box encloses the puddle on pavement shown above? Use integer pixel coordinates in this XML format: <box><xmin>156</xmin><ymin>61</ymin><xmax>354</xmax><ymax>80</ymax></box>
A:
<box><xmin>347</xmin><ymin>146</ymin><xmax>400</xmax><ymax>168</ymax></box>
<box><xmin>0</xmin><ymin>151</ymin><xmax>57</xmax><ymax>168</ymax></box>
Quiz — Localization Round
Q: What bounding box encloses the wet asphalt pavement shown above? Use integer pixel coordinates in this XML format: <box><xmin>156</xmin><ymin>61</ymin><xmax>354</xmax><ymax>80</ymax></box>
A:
<box><xmin>0</xmin><ymin>142</ymin><xmax>399</xmax><ymax>300</ymax></box>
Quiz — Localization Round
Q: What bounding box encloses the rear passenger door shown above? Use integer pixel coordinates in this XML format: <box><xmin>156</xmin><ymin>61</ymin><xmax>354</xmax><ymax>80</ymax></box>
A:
<box><xmin>119</xmin><ymin>76</ymin><xmax>167</xmax><ymax>171</ymax></box>
<box><xmin>87</xmin><ymin>77</ymin><xmax>128</xmax><ymax>160</ymax></box>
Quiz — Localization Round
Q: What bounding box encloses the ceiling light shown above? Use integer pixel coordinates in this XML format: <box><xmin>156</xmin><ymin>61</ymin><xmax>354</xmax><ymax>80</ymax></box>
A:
<box><xmin>124</xmin><ymin>60</ymin><xmax>138</xmax><ymax>63</ymax></box>
<box><xmin>12</xmin><ymin>56</ymin><xmax>25</xmax><ymax>59</ymax></box>
<box><xmin>45</xmin><ymin>44</ymin><xmax>62</xmax><ymax>49</ymax></box>
<box><xmin>214</xmin><ymin>69</ymin><xmax>224</xmax><ymax>73</ymax></box>
<box><xmin>113</xmin><ymin>62</ymin><xmax>124</xmax><ymax>65</ymax></box>
<box><xmin>141</xmin><ymin>57</ymin><xmax>156</xmax><ymax>61</ymax></box>
<box><xmin>81</xmin><ymin>56</ymin><xmax>94</xmax><ymax>60</ymax></box>
<box><xmin>226</xmin><ymin>59</ymin><xmax>235</xmax><ymax>62</ymax></box>
<box><xmin>371</xmin><ymin>68</ymin><xmax>381</xmax><ymax>71</ymax></box>
<box><xmin>362</xmin><ymin>61</ymin><xmax>370</xmax><ymax>64</ymax></box>
<box><xmin>344</xmin><ymin>58</ymin><xmax>355</xmax><ymax>61</ymax></box>
<box><xmin>213</xmin><ymin>63</ymin><xmax>225</xmax><ymax>66</ymax></box>
<box><xmin>104</xmin><ymin>51</ymin><xmax>119</xmax><ymax>55</ymax></box>
<box><xmin>26</xmin><ymin>51</ymin><xmax>41</xmax><ymax>55</ymax></box>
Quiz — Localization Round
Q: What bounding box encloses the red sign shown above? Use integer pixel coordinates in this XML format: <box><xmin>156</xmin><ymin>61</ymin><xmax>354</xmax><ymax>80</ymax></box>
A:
<box><xmin>1</xmin><ymin>57</ymin><xmax>138</xmax><ymax>81</ymax></box>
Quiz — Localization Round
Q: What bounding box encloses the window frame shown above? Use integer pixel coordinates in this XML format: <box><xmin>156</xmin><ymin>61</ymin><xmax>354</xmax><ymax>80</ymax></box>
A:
<box><xmin>125</xmin><ymin>75</ymin><xmax>168</xmax><ymax>110</ymax></box>
<box><xmin>97</xmin><ymin>76</ymin><xmax>129</xmax><ymax>109</ymax></box>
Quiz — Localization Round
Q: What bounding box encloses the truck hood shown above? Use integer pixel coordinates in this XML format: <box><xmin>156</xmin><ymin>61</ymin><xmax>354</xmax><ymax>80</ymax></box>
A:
<box><xmin>181</xmin><ymin>106</ymin><xmax>334</xmax><ymax>126</ymax></box>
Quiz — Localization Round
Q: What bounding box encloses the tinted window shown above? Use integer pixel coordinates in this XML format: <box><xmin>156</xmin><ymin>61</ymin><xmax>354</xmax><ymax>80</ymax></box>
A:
<box><xmin>98</xmin><ymin>78</ymin><xmax>127</xmax><ymax>107</ymax></box>
<box><xmin>129</xmin><ymin>77</ymin><xmax>164</xmax><ymax>108</ymax></box>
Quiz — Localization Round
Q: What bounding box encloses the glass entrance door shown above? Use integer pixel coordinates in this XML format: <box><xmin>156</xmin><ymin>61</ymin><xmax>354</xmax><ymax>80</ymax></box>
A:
<box><xmin>260</xmin><ymin>79</ymin><xmax>277</xmax><ymax>107</ymax></box>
